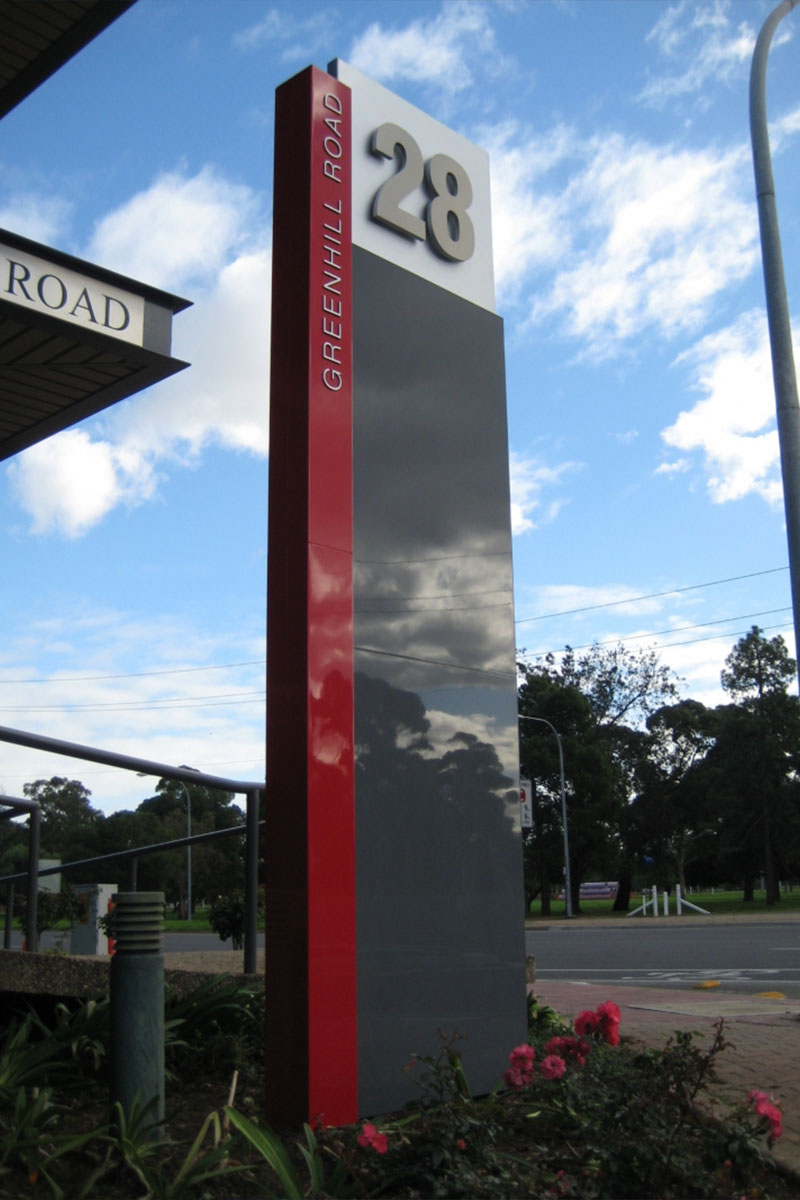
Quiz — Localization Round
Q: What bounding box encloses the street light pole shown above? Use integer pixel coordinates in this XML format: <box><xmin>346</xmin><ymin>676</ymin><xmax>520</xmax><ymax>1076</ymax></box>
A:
<box><xmin>750</xmin><ymin>0</ymin><xmax>800</xmax><ymax>669</ymax></box>
<box><xmin>518</xmin><ymin>715</ymin><xmax>573</xmax><ymax>918</ymax></box>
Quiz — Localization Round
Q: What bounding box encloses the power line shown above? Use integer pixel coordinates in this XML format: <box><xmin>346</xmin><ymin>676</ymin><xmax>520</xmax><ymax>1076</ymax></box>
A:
<box><xmin>515</xmin><ymin>566</ymin><xmax>789</xmax><ymax>624</ymax></box>
<box><xmin>521</xmin><ymin>606</ymin><xmax>792</xmax><ymax>658</ymax></box>
<box><xmin>521</xmin><ymin>621</ymin><xmax>793</xmax><ymax>663</ymax></box>
<box><xmin>653</xmin><ymin>621</ymin><xmax>792</xmax><ymax>652</ymax></box>
<box><xmin>1</xmin><ymin>568</ymin><xmax>790</xmax><ymax>689</ymax></box>
<box><xmin>355</xmin><ymin>551</ymin><xmax>509</xmax><ymax>565</ymax></box>
<box><xmin>0</xmin><ymin>659</ymin><xmax>265</xmax><ymax>686</ymax></box>
<box><xmin>355</xmin><ymin>601</ymin><xmax>511</xmax><ymax>616</ymax></box>
<box><xmin>0</xmin><ymin>693</ymin><xmax>265</xmax><ymax>715</ymax></box>
<box><xmin>356</xmin><ymin>644</ymin><xmax>515</xmax><ymax>679</ymax></box>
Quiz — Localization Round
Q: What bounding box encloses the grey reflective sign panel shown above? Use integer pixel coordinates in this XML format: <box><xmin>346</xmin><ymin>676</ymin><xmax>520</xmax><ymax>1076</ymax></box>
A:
<box><xmin>331</xmin><ymin>61</ymin><xmax>525</xmax><ymax>1115</ymax></box>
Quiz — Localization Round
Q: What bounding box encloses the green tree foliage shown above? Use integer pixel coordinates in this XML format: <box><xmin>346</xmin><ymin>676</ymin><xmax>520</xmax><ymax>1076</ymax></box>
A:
<box><xmin>136</xmin><ymin>778</ymin><xmax>246</xmax><ymax>912</ymax></box>
<box><xmin>710</xmin><ymin>628</ymin><xmax>800</xmax><ymax>905</ymax></box>
<box><xmin>518</xmin><ymin>643</ymin><xmax>680</xmax><ymax>913</ymax></box>
<box><xmin>94</xmin><ymin>808</ymin><xmax>162</xmax><ymax>889</ymax></box>
<box><xmin>21</xmin><ymin>777</ymin><xmax>102</xmax><ymax>883</ymax></box>
<box><xmin>721</xmin><ymin>625</ymin><xmax>796</xmax><ymax>702</ymax></box>
<box><xmin>557</xmin><ymin>643</ymin><xmax>679</xmax><ymax>727</ymax></box>
<box><xmin>0</xmin><ymin>816</ymin><xmax>27</xmax><ymax>880</ymax></box>
<box><xmin>13</xmin><ymin>773</ymin><xmax>249</xmax><ymax>908</ymax></box>
<box><xmin>518</xmin><ymin>674</ymin><xmax>614</xmax><ymax>915</ymax></box>
<box><xmin>630</xmin><ymin>700</ymin><xmax>718</xmax><ymax>893</ymax></box>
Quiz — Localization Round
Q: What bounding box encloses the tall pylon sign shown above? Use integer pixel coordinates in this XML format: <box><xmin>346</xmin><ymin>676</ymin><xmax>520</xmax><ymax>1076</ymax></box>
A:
<box><xmin>265</xmin><ymin>61</ymin><xmax>525</xmax><ymax>1125</ymax></box>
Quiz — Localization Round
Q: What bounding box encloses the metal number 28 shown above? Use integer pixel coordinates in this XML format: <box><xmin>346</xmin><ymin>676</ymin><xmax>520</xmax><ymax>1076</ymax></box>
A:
<box><xmin>369</xmin><ymin>123</ymin><xmax>475</xmax><ymax>263</ymax></box>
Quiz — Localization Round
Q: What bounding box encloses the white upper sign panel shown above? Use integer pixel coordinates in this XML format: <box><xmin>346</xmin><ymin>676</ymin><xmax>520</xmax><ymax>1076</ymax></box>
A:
<box><xmin>330</xmin><ymin>60</ymin><xmax>496</xmax><ymax>314</ymax></box>
<box><xmin>1</xmin><ymin>239</ymin><xmax>145</xmax><ymax>347</ymax></box>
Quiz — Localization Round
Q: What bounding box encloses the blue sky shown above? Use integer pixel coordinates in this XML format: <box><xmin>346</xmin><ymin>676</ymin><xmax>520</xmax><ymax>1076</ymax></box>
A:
<box><xmin>1</xmin><ymin>0</ymin><xmax>798</xmax><ymax>814</ymax></box>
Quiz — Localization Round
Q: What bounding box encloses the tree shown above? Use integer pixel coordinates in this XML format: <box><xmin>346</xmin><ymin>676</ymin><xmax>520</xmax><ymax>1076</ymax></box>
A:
<box><xmin>136</xmin><ymin>778</ymin><xmax>245</xmax><ymax>911</ymax></box>
<box><xmin>721</xmin><ymin>625</ymin><xmax>796</xmax><ymax>702</ymax></box>
<box><xmin>629</xmin><ymin>700</ymin><xmax>718</xmax><ymax>894</ymax></box>
<box><xmin>518</xmin><ymin>672</ymin><xmax>617</xmax><ymax>915</ymax></box>
<box><xmin>717</xmin><ymin>627</ymin><xmax>800</xmax><ymax>905</ymax></box>
<box><xmin>518</xmin><ymin>643</ymin><xmax>682</xmax><ymax>913</ymax></box>
<box><xmin>556</xmin><ymin>643</ymin><xmax>679</xmax><ymax>728</ymax></box>
<box><xmin>22</xmin><ymin>777</ymin><xmax>103</xmax><ymax>881</ymax></box>
<box><xmin>95</xmin><ymin>808</ymin><xmax>162</xmax><ymax>889</ymax></box>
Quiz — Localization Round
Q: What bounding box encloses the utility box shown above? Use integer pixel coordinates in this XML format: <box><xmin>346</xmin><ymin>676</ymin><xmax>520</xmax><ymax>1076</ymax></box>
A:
<box><xmin>70</xmin><ymin>884</ymin><xmax>116</xmax><ymax>955</ymax></box>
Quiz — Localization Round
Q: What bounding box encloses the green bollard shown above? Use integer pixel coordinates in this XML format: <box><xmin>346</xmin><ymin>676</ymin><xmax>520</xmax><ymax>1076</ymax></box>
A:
<box><xmin>110</xmin><ymin>892</ymin><xmax>165</xmax><ymax>1130</ymax></box>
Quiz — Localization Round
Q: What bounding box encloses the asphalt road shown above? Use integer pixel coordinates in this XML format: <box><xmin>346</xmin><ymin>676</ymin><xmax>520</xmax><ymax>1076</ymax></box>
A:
<box><xmin>525</xmin><ymin>919</ymin><xmax>800</xmax><ymax>998</ymax></box>
<box><xmin>10</xmin><ymin>923</ymin><xmax>800</xmax><ymax>999</ymax></box>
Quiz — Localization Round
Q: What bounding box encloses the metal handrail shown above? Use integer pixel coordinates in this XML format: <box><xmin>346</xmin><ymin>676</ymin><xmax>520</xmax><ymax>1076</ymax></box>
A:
<box><xmin>0</xmin><ymin>723</ymin><xmax>262</xmax><ymax>793</ymax></box>
<box><xmin>0</xmin><ymin>722</ymin><xmax>265</xmax><ymax>972</ymax></box>
<box><xmin>0</xmin><ymin>820</ymin><xmax>262</xmax><ymax>884</ymax></box>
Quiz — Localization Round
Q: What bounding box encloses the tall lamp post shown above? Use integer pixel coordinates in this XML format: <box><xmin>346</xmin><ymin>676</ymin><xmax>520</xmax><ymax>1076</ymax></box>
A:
<box><xmin>519</xmin><ymin>715</ymin><xmax>573</xmax><ymax>918</ymax></box>
<box><xmin>750</xmin><ymin>0</ymin><xmax>800</xmax><ymax>664</ymax></box>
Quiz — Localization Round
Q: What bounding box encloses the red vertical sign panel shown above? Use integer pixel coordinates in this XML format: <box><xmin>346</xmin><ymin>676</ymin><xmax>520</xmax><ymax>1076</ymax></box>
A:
<box><xmin>265</xmin><ymin>67</ymin><xmax>355</xmax><ymax>1124</ymax></box>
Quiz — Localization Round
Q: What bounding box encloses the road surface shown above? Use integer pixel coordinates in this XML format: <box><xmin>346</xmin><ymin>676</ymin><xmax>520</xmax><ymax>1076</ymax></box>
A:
<box><xmin>526</xmin><ymin>919</ymin><xmax>800</xmax><ymax>998</ymax></box>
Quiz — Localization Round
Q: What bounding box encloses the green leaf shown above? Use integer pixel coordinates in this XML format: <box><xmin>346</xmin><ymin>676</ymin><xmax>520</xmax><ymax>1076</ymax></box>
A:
<box><xmin>224</xmin><ymin>1107</ymin><xmax>305</xmax><ymax>1199</ymax></box>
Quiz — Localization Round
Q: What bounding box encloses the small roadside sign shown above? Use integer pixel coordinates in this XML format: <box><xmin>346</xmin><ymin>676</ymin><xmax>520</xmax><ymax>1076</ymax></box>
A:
<box><xmin>520</xmin><ymin>778</ymin><xmax>533</xmax><ymax>829</ymax></box>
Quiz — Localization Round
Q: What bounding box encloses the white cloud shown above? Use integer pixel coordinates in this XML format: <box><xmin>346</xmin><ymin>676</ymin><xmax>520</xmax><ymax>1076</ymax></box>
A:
<box><xmin>518</xmin><ymin>583</ymin><xmax>668</xmax><ymax>626</ymax></box>
<box><xmin>771</xmin><ymin>103</ymin><xmax>800</xmax><ymax>151</ymax></box>
<box><xmin>232</xmin><ymin>6</ymin><xmax>337</xmax><ymax>61</ymax></box>
<box><xmin>610</xmin><ymin>430</ymin><xmax>639</xmax><ymax>446</ymax></box>
<box><xmin>527</xmin><ymin>134</ymin><xmax>758</xmax><ymax>357</ymax></box>
<box><xmin>6</xmin><ymin>170</ymin><xmax>271</xmax><ymax>536</ymax></box>
<box><xmin>110</xmin><ymin>247</ymin><xmax>272</xmax><ymax>458</ymax></box>
<box><xmin>661</xmin><ymin>309</ymin><xmax>794</xmax><ymax>504</ymax></box>
<box><xmin>0</xmin><ymin>193</ymin><xmax>70</xmax><ymax>245</ymax></box>
<box><xmin>233</xmin><ymin>8</ymin><xmax>285</xmax><ymax>50</ymax></box>
<box><xmin>348</xmin><ymin>1</ymin><xmax>506</xmax><ymax>96</ymax></box>
<box><xmin>482</xmin><ymin>121</ymin><xmax>574</xmax><ymax>305</ymax></box>
<box><xmin>7</xmin><ymin>431</ymin><xmax>158</xmax><ymax>538</ymax></box>
<box><xmin>641</xmin><ymin>0</ymin><xmax>756</xmax><ymax>106</ymax></box>
<box><xmin>509</xmin><ymin>453</ymin><xmax>580</xmax><ymax>536</ymax></box>
<box><xmin>655</xmin><ymin>458</ymin><xmax>689</xmax><ymax>476</ymax></box>
<box><xmin>0</xmin><ymin>611</ymin><xmax>266</xmax><ymax>814</ymax></box>
<box><xmin>85</xmin><ymin>167</ymin><xmax>259</xmax><ymax>291</ymax></box>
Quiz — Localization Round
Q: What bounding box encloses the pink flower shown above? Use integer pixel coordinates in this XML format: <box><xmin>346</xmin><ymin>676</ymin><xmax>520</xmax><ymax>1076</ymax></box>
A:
<box><xmin>509</xmin><ymin>1043</ymin><xmax>536</xmax><ymax>1068</ymax></box>
<box><xmin>596</xmin><ymin>1001</ymin><xmax>621</xmax><ymax>1046</ymax></box>
<box><xmin>541</xmin><ymin>1054</ymin><xmax>566</xmax><ymax>1080</ymax></box>
<box><xmin>503</xmin><ymin>1043</ymin><xmax>535</xmax><ymax>1089</ymax></box>
<box><xmin>357</xmin><ymin>1122</ymin><xmax>388</xmax><ymax>1154</ymax></box>
<box><xmin>575</xmin><ymin>1002</ymin><xmax>621</xmax><ymax>1046</ymax></box>
<box><xmin>747</xmin><ymin>1090</ymin><xmax>783</xmax><ymax>1140</ymax></box>
<box><xmin>545</xmin><ymin>1035</ymin><xmax>591</xmax><ymax>1067</ymax></box>
<box><xmin>456</xmin><ymin>1138</ymin><xmax>466</xmax><ymax>1150</ymax></box>
<box><xmin>574</xmin><ymin>1010</ymin><xmax>600</xmax><ymax>1036</ymax></box>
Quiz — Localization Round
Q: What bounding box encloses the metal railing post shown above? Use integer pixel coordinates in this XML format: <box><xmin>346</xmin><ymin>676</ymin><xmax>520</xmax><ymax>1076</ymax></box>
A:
<box><xmin>243</xmin><ymin>788</ymin><xmax>262</xmax><ymax>974</ymax></box>
<box><xmin>3</xmin><ymin>883</ymin><xmax>13</xmax><ymax>948</ymax></box>
<box><xmin>25</xmin><ymin>804</ymin><xmax>40</xmax><ymax>951</ymax></box>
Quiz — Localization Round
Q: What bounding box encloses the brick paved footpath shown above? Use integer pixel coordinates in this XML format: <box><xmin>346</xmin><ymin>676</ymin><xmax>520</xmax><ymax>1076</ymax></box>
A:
<box><xmin>528</xmin><ymin>921</ymin><xmax>800</xmax><ymax>1178</ymax></box>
